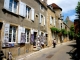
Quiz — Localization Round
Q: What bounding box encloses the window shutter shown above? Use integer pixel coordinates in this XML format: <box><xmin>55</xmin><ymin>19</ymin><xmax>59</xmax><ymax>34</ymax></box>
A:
<box><xmin>4</xmin><ymin>0</ymin><xmax>9</xmax><ymax>10</ymax></box>
<box><xmin>54</xmin><ymin>18</ymin><xmax>55</xmax><ymax>26</ymax></box>
<box><xmin>31</xmin><ymin>29</ymin><xmax>34</xmax><ymax>34</ymax></box>
<box><xmin>31</xmin><ymin>8</ymin><xmax>35</xmax><ymax>21</ymax></box>
<box><xmin>23</xmin><ymin>3</ymin><xmax>26</xmax><ymax>17</ymax></box>
<box><xmin>19</xmin><ymin>1</ymin><xmax>26</xmax><ymax>17</ymax></box>
<box><xmin>39</xmin><ymin>13</ymin><xmax>41</xmax><ymax>23</ymax></box>
<box><xmin>44</xmin><ymin>16</ymin><xmax>45</xmax><ymax>25</ymax></box>
<box><xmin>39</xmin><ymin>31</ymin><xmax>41</xmax><ymax>35</ymax></box>
<box><xmin>18</xmin><ymin>26</ymin><xmax>21</xmax><ymax>43</ymax></box>
<box><xmin>19</xmin><ymin>1</ymin><xmax>23</xmax><ymax>16</ymax></box>
<box><xmin>50</xmin><ymin>16</ymin><xmax>52</xmax><ymax>24</ymax></box>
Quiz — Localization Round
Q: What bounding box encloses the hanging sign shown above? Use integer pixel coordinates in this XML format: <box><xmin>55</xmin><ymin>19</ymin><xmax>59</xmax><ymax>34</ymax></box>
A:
<box><xmin>2</xmin><ymin>23</ymin><xmax>10</xmax><ymax>47</ymax></box>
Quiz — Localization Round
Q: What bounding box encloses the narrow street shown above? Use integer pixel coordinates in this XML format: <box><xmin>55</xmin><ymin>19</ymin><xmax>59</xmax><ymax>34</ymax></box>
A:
<box><xmin>16</xmin><ymin>40</ymin><xmax>76</xmax><ymax>60</ymax></box>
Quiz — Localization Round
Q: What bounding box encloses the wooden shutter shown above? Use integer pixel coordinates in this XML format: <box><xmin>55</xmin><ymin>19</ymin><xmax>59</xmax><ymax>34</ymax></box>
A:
<box><xmin>4</xmin><ymin>0</ymin><xmax>9</xmax><ymax>10</ymax></box>
<box><xmin>39</xmin><ymin>13</ymin><xmax>41</xmax><ymax>23</ymax></box>
<box><xmin>18</xmin><ymin>26</ymin><xmax>21</xmax><ymax>43</ymax></box>
<box><xmin>54</xmin><ymin>18</ymin><xmax>55</xmax><ymax>26</ymax></box>
<box><xmin>23</xmin><ymin>3</ymin><xmax>26</xmax><ymax>17</ymax></box>
<box><xmin>44</xmin><ymin>16</ymin><xmax>45</xmax><ymax>25</ymax></box>
<box><xmin>50</xmin><ymin>16</ymin><xmax>52</xmax><ymax>24</ymax></box>
<box><xmin>19</xmin><ymin>1</ymin><xmax>26</xmax><ymax>17</ymax></box>
<box><xmin>31</xmin><ymin>8</ymin><xmax>35</xmax><ymax>21</ymax></box>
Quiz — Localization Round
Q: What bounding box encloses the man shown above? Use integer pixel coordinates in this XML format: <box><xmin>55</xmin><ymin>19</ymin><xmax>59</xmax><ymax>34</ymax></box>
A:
<box><xmin>53</xmin><ymin>39</ymin><xmax>56</xmax><ymax>48</ymax></box>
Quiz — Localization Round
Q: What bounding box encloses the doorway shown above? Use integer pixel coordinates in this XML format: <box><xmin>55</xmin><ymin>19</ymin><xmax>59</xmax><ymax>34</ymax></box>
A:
<box><xmin>33</xmin><ymin>32</ymin><xmax>37</xmax><ymax>47</ymax></box>
<box><xmin>0</xmin><ymin>22</ymin><xmax>3</xmax><ymax>49</ymax></box>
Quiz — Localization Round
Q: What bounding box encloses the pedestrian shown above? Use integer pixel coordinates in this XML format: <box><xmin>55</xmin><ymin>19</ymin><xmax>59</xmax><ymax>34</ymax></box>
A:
<box><xmin>53</xmin><ymin>39</ymin><xmax>56</xmax><ymax>48</ymax></box>
<box><xmin>41</xmin><ymin>41</ymin><xmax>44</xmax><ymax>48</ymax></box>
<box><xmin>37</xmin><ymin>37</ymin><xmax>41</xmax><ymax>50</ymax></box>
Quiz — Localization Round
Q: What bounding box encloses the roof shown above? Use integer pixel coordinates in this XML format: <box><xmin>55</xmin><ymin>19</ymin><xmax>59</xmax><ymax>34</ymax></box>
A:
<box><xmin>47</xmin><ymin>5</ymin><xmax>55</xmax><ymax>13</ymax></box>
<box><xmin>50</xmin><ymin>3</ymin><xmax>62</xmax><ymax>11</ymax></box>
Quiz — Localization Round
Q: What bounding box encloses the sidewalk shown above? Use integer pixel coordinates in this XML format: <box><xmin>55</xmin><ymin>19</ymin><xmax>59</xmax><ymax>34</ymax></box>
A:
<box><xmin>14</xmin><ymin>40</ymin><xmax>74</xmax><ymax>60</ymax></box>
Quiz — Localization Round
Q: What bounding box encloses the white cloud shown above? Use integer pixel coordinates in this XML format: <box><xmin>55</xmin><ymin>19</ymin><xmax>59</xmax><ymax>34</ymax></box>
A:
<box><xmin>47</xmin><ymin>0</ymin><xmax>79</xmax><ymax>13</ymax></box>
<box><xmin>69</xmin><ymin>14</ymin><xmax>76</xmax><ymax>22</ymax></box>
<box><xmin>47</xmin><ymin>0</ymin><xmax>79</xmax><ymax>21</ymax></box>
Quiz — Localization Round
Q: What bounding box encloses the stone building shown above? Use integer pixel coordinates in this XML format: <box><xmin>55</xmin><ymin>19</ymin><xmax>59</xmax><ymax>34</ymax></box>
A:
<box><xmin>0</xmin><ymin>0</ymin><xmax>71</xmax><ymax>58</ymax></box>
<box><xmin>47</xmin><ymin>5</ymin><xmax>55</xmax><ymax>46</ymax></box>
<box><xmin>0</xmin><ymin>0</ymin><xmax>47</xmax><ymax>58</ymax></box>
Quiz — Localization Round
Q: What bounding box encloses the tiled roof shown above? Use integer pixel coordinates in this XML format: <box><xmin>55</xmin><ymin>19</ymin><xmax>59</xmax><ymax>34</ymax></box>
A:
<box><xmin>50</xmin><ymin>3</ymin><xmax>62</xmax><ymax>11</ymax></box>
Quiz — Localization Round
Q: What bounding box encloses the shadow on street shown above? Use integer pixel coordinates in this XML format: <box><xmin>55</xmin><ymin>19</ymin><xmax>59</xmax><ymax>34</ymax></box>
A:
<box><xmin>66</xmin><ymin>41</ymin><xmax>79</xmax><ymax>60</ymax></box>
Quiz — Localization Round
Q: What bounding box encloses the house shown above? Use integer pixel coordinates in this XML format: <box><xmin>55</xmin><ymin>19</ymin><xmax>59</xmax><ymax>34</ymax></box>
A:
<box><xmin>48</xmin><ymin>3</ymin><xmax>63</xmax><ymax>44</ymax></box>
<box><xmin>0</xmin><ymin>0</ymin><xmax>47</xmax><ymax>58</ymax></box>
<box><xmin>47</xmin><ymin>5</ymin><xmax>55</xmax><ymax>46</ymax></box>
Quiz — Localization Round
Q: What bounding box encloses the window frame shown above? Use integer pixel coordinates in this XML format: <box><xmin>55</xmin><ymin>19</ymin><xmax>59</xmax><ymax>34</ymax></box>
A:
<box><xmin>40</xmin><ymin>5</ymin><xmax>44</xmax><ymax>12</ymax></box>
<box><xmin>9</xmin><ymin>25</ymin><xmax>17</xmax><ymax>43</ymax></box>
<box><xmin>4</xmin><ymin>0</ymin><xmax>19</xmax><ymax>14</ymax></box>
<box><xmin>25</xmin><ymin>29</ymin><xmax>30</xmax><ymax>43</ymax></box>
<box><xmin>26</xmin><ymin>6</ymin><xmax>31</xmax><ymax>19</ymax></box>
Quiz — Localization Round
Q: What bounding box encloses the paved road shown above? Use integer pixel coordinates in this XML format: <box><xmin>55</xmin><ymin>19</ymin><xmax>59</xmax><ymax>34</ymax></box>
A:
<box><xmin>16</xmin><ymin>40</ymin><xmax>76</xmax><ymax>60</ymax></box>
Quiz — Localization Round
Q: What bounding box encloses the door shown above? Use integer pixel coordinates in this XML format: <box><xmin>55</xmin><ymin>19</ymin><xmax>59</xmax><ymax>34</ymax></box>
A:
<box><xmin>33</xmin><ymin>32</ymin><xmax>37</xmax><ymax>46</ymax></box>
<box><xmin>0</xmin><ymin>22</ymin><xmax>3</xmax><ymax>49</ymax></box>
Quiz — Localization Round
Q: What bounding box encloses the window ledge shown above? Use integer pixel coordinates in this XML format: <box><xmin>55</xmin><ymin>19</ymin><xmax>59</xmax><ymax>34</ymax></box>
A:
<box><xmin>8</xmin><ymin>42</ymin><xmax>16</xmax><ymax>44</ymax></box>
<box><xmin>2</xmin><ymin>8</ymin><xmax>19</xmax><ymax>16</ymax></box>
<box><xmin>25</xmin><ymin>42</ymin><xmax>30</xmax><ymax>44</ymax></box>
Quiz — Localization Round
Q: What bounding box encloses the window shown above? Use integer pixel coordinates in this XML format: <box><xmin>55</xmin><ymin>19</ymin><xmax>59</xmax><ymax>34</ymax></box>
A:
<box><xmin>26</xmin><ymin>6</ymin><xmax>31</xmax><ymax>19</ymax></box>
<box><xmin>4</xmin><ymin>0</ymin><xmax>18</xmax><ymax>14</ymax></box>
<box><xmin>9</xmin><ymin>0</ymin><xmax>18</xmax><ymax>13</ymax></box>
<box><xmin>41</xmin><ymin>15</ymin><xmax>44</xmax><ymax>26</ymax></box>
<box><xmin>9</xmin><ymin>26</ymin><xmax>17</xmax><ymax>42</ymax></box>
<box><xmin>50</xmin><ymin>16</ymin><xmax>53</xmax><ymax>24</ymax></box>
<box><xmin>40</xmin><ymin>5</ymin><xmax>44</xmax><ymax>11</ymax></box>
<box><xmin>40</xmin><ymin>13</ymin><xmax>45</xmax><ymax>26</ymax></box>
<box><xmin>25</xmin><ymin>29</ymin><xmax>30</xmax><ymax>43</ymax></box>
<box><xmin>4</xmin><ymin>0</ymin><xmax>34</xmax><ymax>20</ymax></box>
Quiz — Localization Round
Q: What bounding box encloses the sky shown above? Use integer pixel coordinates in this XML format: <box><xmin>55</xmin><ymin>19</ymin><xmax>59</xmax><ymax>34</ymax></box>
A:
<box><xmin>47</xmin><ymin>0</ymin><xmax>79</xmax><ymax>22</ymax></box>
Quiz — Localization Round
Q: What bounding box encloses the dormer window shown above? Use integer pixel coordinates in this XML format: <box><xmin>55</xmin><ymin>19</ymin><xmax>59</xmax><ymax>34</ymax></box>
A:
<box><xmin>40</xmin><ymin>5</ymin><xmax>44</xmax><ymax>12</ymax></box>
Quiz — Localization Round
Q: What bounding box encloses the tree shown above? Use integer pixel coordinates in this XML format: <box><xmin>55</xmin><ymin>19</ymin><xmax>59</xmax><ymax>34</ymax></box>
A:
<box><xmin>75</xmin><ymin>1</ymin><xmax>80</xmax><ymax>19</ymax></box>
<box><xmin>75</xmin><ymin>1</ymin><xmax>80</xmax><ymax>59</ymax></box>
<box><xmin>68</xmin><ymin>25</ymin><xmax>75</xmax><ymax>40</ymax></box>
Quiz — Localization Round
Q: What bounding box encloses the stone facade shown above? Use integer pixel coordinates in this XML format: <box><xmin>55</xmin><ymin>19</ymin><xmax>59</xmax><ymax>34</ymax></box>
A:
<box><xmin>0</xmin><ymin>0</ymin><xmax>71</xmax><ymax>59</ymax></box>
<box><xmin>47</xmin><ymin>5</ymin><xmax>55</xmax><ymax>46</ymax></box>
<box><xmin>0</xmin><ymin>0</ymin><xmax>47</xmax><ymax>58</ymax></box>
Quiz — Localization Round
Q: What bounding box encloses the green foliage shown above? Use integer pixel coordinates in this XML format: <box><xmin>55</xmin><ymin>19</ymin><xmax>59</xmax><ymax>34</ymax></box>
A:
<box><xmin>50</xmin><ymin>27</ymin><xmax>67</xmax><ymax>35</ymax></box>
<box><xmin>50</xmin><ymin>27</ymin><xmax>60</xmax><ymax>33</ymax></box>
<box><xmin>50</xmin><ymin>27</ymin><xmax>57</xmax><ymax>32</ymax></box>
<box><xmin>61</xmin><ymin>29</ymin><xmax>67</xmax><ymax>35</ymax></box>
<box><xmin>68</xmin><ymin>31</ymin><xmax>74</xmax><ymax>37</ymax></box>
<box><xmin>70</xmin><ymin>25</ymin><xmax>74</xmax><ymax>32</ymax></box>
<box><xmin>68</xmin><ymin>25</ymin><xmax>75</xmax><ymax>39</ymax></box>
<box><xmin>75</xmin><ymin>1</ymin><xmax>80</xmax><ymax>18</ymax></box>
<box><xmin>76</xmin><ymin>32</ymin><xmax>80</xmax><ymax>38</ymax></box>
<box><xmin>75</xmin><ymin>1</ymin><xmax>80</xmax><ymax>38</ymax></box>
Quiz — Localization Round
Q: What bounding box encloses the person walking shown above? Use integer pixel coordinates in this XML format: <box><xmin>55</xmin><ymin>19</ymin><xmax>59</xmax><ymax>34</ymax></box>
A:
<box><xmin>41</xmin><ymin>41</ymin><xmax>44</xmax><ymax>48</ymax></box>
<box><xmin>37</xmin><ymin>37</ymin><xmax>41</xmax><ymax>50</ymax></box>
<box><xmin>53</xmin><ymin>39</ymin><xmax>56</xmax><ymax>48</ymax></box>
